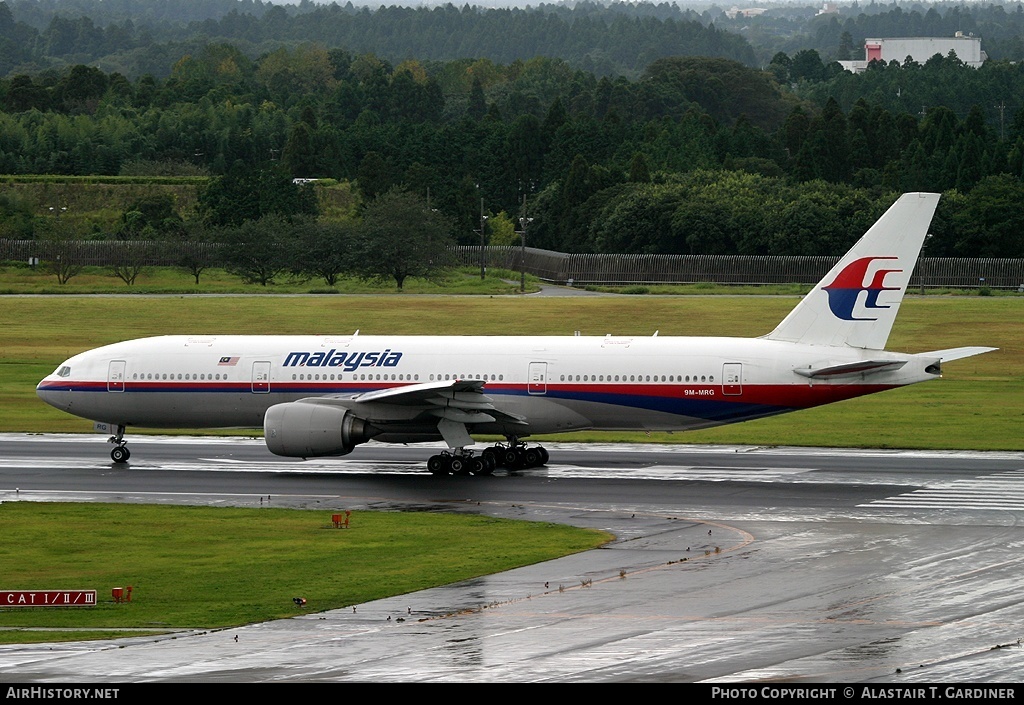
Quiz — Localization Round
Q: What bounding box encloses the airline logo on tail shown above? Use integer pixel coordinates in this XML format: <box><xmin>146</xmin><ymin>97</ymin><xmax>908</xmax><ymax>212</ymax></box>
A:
<box><xmin>821</xmin><ymin>256</ymin><xmax>902</xmax><ymax>321</ymax></box>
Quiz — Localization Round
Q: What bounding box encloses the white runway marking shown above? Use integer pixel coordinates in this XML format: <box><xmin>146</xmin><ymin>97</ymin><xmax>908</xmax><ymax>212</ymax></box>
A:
<box><xmin>861</xmin><ymin>469</ymin><xmax>1024</xmax><ymax>511</ymax></box>
<box><xmin>0</xmin><ymin>455</ymin><xmax>812</xmax><ymax>481</ymax></box>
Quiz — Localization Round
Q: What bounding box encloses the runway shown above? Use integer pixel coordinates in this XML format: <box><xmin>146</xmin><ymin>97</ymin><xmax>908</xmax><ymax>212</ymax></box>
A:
<box><xmin>1</xmin><ymin>434</ymin><xmax>1023</xmax><ymax>683</ymax></box>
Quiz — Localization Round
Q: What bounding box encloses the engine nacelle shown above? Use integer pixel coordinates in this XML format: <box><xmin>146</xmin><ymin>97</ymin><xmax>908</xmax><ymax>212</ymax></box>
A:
<box><xmin>264</xmin><ymin>402</ymin><xmax>378</xmax><ymax>458</ymax></box>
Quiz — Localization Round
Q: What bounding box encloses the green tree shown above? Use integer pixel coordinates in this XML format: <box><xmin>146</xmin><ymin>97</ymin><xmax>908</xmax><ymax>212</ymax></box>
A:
<box><xmin>168</xmin><ymin>220</ymin><xmax>222</xmax><ymax>285</ymax></box>
<box><xmin>353</xmin><ymin>187</ymin><xmax>454</xmax><ymax>290</ymax></box>
<box><xmin>58</xmin><ymin>64</ymin><xmax>108</xmax><ymax>113</ymax></box>
<box><xmin>295</xmin><ymin>219</ymin><xmax>358</xmax><ymax>287</ymax></box>
<box><xmin>591</xmin><ymin>183</ymin><xmax>685</xmax><ymax>254</ymax></box>
<box><xmin>219</xmin><ymin>214</ymin><xmax>299</xmax><ymax>286</ymax></box>
<box><xmin>115</xmin><ymin>194</ymin><xmax>183</xmax><ymax>240</ymax></box>
<box><xmin>506</xmin><ymin>115</ymin><xmax>545</xmax><ymax>194</ymax></box>
<box><xmin>766</xmin><ymin>52</ymin><xmax>792</xmax><ymax>83</ymax></box>
<box><xmin>0</xmin><ymin>192</ymin><xmax>36</xmax><ymax>239</ymax></box>
<box><xmin>110</xmin><ymin>239</ymin><xmax>155</xmax><ymax>286</ymax></box>
<box><xmin>837</xmin><ymin>32</ymin><xmax>855</xmax><ymax>61</ymax></box>
<box><xmin>35</xmin><ymin>218</ymin><xmax>90</xmax><ymax>285</ymax></box>
<box><xmin>485</xmin><ymin>211</ymin><xmax>517</xmax><ymax>246</ymax></box>
<box><xmin>641</xmin><ymin>56</ymin><xmax>789</xmax><ymax>131</ymax></box>
<box><xmin>952</xmin><ymin>174</ymin><xmax>1024</xmax><ymax>257</ymax></box>
<box><xmin>790</xmin><ymin>49</ymin><xmax>825</xmax><ymax>83</ymax></box>
<box><xmin>282</xmin><ymin>120</ymin><xmax>320</xmax><ymax>177</ymax></box>
<box><xmin>356</xmin><ymin>151</ymin><xmax>392</xmax><ymax>202</ymax></box>
<box><xmin>197</xmin><ymin>165</ymin><xmax>318</xmax><ymax>227</ymax></box>
<box><xmin>628</xmin><ymin>152</ymin><xmax>651</xmax><ymax>183</ymax></box>
<box><xmin>467</xmin><ymin>77</ymin><xmax>486</xmax><ymax>120</ymax></box>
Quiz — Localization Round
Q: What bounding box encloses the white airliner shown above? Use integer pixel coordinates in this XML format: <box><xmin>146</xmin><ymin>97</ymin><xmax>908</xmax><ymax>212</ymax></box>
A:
<box><xmin>37</xmin><ymin>192</ymin><xmax>994</xmax><ymax>473</ymax></box>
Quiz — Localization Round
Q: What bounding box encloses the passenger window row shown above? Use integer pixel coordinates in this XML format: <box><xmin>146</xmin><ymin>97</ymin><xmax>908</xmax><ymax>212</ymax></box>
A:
<box><xmin>132</xmin><ymin>373</ymin><xmax>227</xmax><ymax>381</ymax></box>
<box><xmin>558</xmin><ymin>374</ymin><xmax>714</xmax><ymax>383</ymax></box>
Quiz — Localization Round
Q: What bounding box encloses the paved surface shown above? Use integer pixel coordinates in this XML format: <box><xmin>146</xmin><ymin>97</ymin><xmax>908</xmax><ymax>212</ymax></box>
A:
<box><xmin>1</xmin><ymin>436</ymin><xmax>1023</xmax><ymax>683</ymax></box>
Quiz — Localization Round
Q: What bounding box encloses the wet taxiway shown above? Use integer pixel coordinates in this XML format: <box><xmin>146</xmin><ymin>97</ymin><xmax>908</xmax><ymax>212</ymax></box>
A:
<box><xmin>0</xmin><ymin>434</ymin><xmax>1022</xmax><ymax>683</ymax></box>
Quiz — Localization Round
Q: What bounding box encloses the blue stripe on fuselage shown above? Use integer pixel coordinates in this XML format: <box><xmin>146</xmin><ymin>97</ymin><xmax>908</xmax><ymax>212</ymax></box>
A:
<box><xmin>42</xmin><ymin>382</ymin><xmax>792</xmax><ymax>424</ymax></box>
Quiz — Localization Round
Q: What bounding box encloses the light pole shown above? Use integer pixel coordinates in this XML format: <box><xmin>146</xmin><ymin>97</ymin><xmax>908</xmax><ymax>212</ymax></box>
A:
<box><xmin>919</xmin><ymin>233</ymin><xmax>933</xmax><ymax>295</ymax></box>
<box><xmin>479</xmin><ymin>197</ymin><xmax>488</xmax><ymax>280</ymax></box>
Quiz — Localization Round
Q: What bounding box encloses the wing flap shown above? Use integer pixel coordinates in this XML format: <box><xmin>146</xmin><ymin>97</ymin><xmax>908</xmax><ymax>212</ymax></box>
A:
<box><xmin>352</xmin><ymin>378</ymin><xmax>485</xmax><ymax>403</ymax></box>
<box><xmin>428</xmin><ymin>409</ymin><xmax>496</xmax><ymax>424</ymax></box>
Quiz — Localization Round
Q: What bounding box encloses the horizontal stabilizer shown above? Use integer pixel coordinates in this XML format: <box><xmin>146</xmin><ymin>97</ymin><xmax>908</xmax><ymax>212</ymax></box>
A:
<box><xmin>919</xmin><ymin>346</ymin><xmax>998</xmax><ymax>362</ymax></box>
<box><xmin>794</xmin><ymin>360</ymin><xmax>907</xmax><ymax>379</ymax></box>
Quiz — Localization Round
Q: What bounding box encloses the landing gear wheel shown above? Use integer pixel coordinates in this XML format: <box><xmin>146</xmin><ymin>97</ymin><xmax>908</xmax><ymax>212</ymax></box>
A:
<box><xmin>111</xmin><ymin>446</ymin><xmax>130</xmax><ymax>463</ymax></box>
<box><xmin>467</xmin><ymin>456</ymin><xmax>485</xmax><ymax>475</ymax></box>
<box><xmin>427</xmin><ymin>455</ymin><xmax>449</xmax><ymax>475</ymax></box>
<box><xmin>482</xmin><ymin>447</ymin><xmax>499</xmax><ymax>468</ymax></box>
<box><xmin>502</xmin><ymin>448</ymin><xmax>520</xmax><ymax>468</ymax></box>
<box><xmin>449</xmin><ymin>457</ymin><xmax>466</xmax><ymax>475</ymax></box>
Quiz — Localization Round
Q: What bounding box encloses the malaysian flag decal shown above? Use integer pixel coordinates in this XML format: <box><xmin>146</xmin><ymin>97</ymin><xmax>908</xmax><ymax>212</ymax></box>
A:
<box><xmin>218</xmin><ymin>356</ymin><xmax>240</xmax><ymax>366</ymax></box>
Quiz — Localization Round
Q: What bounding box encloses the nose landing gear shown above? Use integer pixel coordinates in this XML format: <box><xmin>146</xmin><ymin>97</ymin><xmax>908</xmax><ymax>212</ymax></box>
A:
<box><xmin>108</xmin><ymin>424</ymin><xmax>130</xmax><ymax>463</ymax></box>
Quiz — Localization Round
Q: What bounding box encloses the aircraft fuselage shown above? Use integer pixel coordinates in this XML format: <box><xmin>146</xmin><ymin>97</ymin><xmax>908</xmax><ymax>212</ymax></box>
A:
<box><xmin>37</xmin><ymin>333</ymin><xmax>937</xmax><ymax>438</ymax></box>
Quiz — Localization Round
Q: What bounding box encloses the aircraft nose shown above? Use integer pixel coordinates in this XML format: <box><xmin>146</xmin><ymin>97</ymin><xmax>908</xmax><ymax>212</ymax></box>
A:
<box><xmin>36</xmin><ymin>380</ymin><xmax>72</xmax><ymax>412</ymax></box>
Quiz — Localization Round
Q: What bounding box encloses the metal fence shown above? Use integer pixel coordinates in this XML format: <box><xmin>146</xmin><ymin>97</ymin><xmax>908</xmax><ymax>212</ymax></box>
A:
<box><xmin>3</xmin><ymin>239</ymin><xmax>1022</xmax><ymax>290</ymax></box>
<box><xmin>0</xmin><ymin>239</ymin><xmax>221</xmax><ymax>267</ymax></box>
<box><xmin>453</xmin><ymin>246</ymin><xmax>1024</xmax><ymax>290</ymax></box>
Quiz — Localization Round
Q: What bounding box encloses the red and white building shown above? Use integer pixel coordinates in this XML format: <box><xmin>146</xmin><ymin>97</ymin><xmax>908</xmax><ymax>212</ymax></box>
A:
<box><xmin>838</xmin><ymin>32</ymin><xmax>986</xmax><ymax>72</ymax></box>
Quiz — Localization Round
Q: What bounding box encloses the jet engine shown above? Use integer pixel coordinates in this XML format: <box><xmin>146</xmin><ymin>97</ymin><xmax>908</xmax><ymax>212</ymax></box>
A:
<box><xmin>264</xmin><ymin>401</ymin><xmax>378</xmax><ymax>457</ymax></box>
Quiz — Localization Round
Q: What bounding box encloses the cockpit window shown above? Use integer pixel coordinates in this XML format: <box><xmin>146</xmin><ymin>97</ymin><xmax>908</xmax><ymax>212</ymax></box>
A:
<box><xmin>56</xmin><ymin>366</ymin><xmax>71</xmax><ymax>378</ymax></box>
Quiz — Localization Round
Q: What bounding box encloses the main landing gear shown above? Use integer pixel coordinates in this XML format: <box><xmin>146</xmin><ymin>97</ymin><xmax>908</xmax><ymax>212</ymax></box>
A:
<box><xmin>427</xmin><ymin>450</ymin><xmax>493</xmax><ymax>476</ymax></box>
<box><xmin>108</xmin><ymin>424</ymin><xmax>130</xmax><ymax>463</ymax></box>
<box><xmin>426</xmin><ymin>438</ymin><xmax>548</xmax><ymax>476</ymax></box>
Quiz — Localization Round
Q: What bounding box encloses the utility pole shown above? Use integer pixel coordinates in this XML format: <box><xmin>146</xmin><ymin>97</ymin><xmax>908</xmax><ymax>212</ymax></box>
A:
<box><xmin>518</xmin><ymin>194</ymin><xmax>532</xmax><ymax>294</ymax></box>
<box><xmin>479</xmin><ymin>197</ymin><xmax>488</xmax><ymax>280</ymax></box>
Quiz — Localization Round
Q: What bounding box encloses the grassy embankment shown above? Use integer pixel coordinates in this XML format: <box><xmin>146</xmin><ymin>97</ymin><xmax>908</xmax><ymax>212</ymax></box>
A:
<box><xmin>0</xmin><ymin>503</ymin><xmax>610</xmax><ymax>643</ymax></box>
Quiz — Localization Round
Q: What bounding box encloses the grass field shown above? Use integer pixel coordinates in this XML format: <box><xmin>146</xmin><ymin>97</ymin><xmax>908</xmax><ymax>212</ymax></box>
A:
<box><xmin>0</xmin><ymin>503</ymin><xmax>610</xmax><ymax>642</ymax></box>
<box><xmin>1</xmin><ymin>290</ymin><xmax>1020</xmax><ymax>450</ymax></box>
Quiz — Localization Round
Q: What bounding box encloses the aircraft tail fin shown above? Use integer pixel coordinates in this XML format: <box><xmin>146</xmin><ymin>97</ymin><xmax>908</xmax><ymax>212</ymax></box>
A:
<box><xmin>764</xmin><ymin>192</ymin><xmax>940</xmax><ymax>350</ymax></box>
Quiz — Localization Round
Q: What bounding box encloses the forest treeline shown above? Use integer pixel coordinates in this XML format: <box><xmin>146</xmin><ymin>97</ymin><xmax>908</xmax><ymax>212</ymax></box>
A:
<box><xmin>8</xmin><ymin>0</ymin><xmax>1024</xmax><ymax>78</ymax></box>
<box><xmin>1</xmin><ymin>0</ymin><xmax>755</xmax><ymax>79</ymax></box>
<box><xmin>2</xmin><ymin>1</ymin><xmax>1024</xmax><ymax>259</ymax></box>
